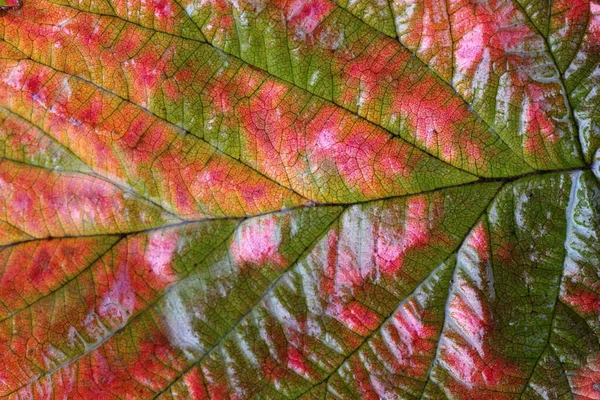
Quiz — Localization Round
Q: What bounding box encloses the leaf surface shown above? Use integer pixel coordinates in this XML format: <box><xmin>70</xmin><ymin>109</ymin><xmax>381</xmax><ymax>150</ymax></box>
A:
<box><xmin>0</xmin><ymin>0</ymin><xmax>599</xmax><ymax>398</ymax></box>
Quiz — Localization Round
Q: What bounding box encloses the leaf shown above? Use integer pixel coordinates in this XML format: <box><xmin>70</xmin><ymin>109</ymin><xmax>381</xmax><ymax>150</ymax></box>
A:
<box><xmin>0</xmin><ymin>0</ymin><xmax>598</xmax><ymax>398</ymax></box>
<box><xmin>0</xmin><ymin>0</ymin><xmax>19</xmax><ymax>9</ymax></box>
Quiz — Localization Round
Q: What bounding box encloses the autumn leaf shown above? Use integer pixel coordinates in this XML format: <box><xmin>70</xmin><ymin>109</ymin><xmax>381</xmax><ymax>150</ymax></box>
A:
<box><xmin>0</xmin><ymin>0</ymin><xmax>599</xmax><ymax>398</ymax></box>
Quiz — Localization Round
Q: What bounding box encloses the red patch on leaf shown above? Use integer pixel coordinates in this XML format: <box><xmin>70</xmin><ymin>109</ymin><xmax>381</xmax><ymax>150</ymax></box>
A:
<box><xmin>338</xmin><ymin>295</ymin><xmax>442</xmax><ymax>397</ymax></box>
<box><xmin>571</xmin><ymin>354</ymin><xmax>600</xmax><ymax>399</ymax></box>
<box><xmin>0</xmin><ymin>238</ymin><xmax>108</xmax><ymax>317</ymax></box>
<box><xmin>335</xmin><ymin>36</ymin><xmax>488</xmax><ymax>167</ymax></box>
<box><xmin>287</xmin><ymin>347</ymin><xmax>313</xmax><ymax>377</ymax></box>
<box><xmin>375</xmin><ymin>196</ymin><xmax>444</xmax><ymax>277</ymax></box>
<box><xmin>469</xmin><ymin>222</ymin><xmax>490</xmax><ymax>256</ymax></box>
<box><xmin>105</xmin><ymin>233</ymin><xmax>180</xmax><ymax>306</ymax></box>
<box><xmin>318</xmin><ymin>195</ymin><xmax>450</xmax><ymax>336</ymax></box>
<box><xmin>262</xmin><ymin>356</ymin><xmax>288</xmax><ymax>381</ymax></box>
<box><xmin>391</xmin><ymin>301</ymin><xmax>438</xmax><ymax>365</ymax></box>
<box><xmin>0</xmin><ymin>159</ymin><xmax>153</xmax><ymax>237</ymax></box>
<box><xmin>197</xmin><ymin>364</ymin><xmax>230</xmax><ymax>400</ymax></box>
<box><xmin>340</xmin><ymin>40</ymin><xmax>405</xmax><ymax>108</ymax></box>
<box><xmin>96</xmin><ymin>265</ymin><xmax>136</xmax><ymax>328</ymax></box>
<box><xmin>452</xmin><ymin>0</ymin><xmax>532</xmax><ymax>72</ymax></box>
<box><xmin>77</xmin><ymin>96</ymin><xmax>104</xmax><ymax>127</ymax></box>
<box><xmin>0</xmin><ymin>59</ymin><xmax>305</xmax><ymax>218</ymax></box>
<box><xmin>562</xmin><ymin>280</ymin><xmax>600</xmax><ymax>316</ymax></box>
<box><xmin>336</xmin><ymin>301</ymin><xmax>382</xmax><ymax>336</ymax></box>
<box><xmin>122</xmin><ymin>43</ymin><xmax>176</xmax><ymax>103</ymax></box>
<box><xmin>183</xmin><ymin>368</ymin><xmax>210</xmax><ymax>399</ymax></box>
<box><xmin>346</xmin><ymin>357</ymin><xmax>382</xmax><ymax>400</ymax></box>
<box><xmin>523</xmin><ymin>84</ymin><xmax>559</xmax><ymax>153</ymax></box>
<box><xmin>592</xmin><ymin>3</ymin><xmax>600</xmax><ymax>41</ymax></box>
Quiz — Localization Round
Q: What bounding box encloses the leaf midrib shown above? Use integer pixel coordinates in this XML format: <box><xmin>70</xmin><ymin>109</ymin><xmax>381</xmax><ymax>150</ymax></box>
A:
<box><xmin>0</xmin><ymin>165</ymin><xmax>591</xmax><ymax>250</ymax></box>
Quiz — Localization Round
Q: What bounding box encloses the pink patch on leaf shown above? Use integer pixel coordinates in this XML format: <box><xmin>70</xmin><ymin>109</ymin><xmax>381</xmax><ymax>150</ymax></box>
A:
<box><xmin>238</xmin><ymin>78</ymin><xmax>423</xmax><ymax>201</ymax></box>
<box><xmin>145</xmin><ymin>230</ymin><xmax>179</xmax><ymax>281</ymax></box>
<box><xmin>346</xmin><ymin>357</ymin><xmax>381</xmax><ymax>400</ymax></box>
<box><xmin>391</xmin><ymin>301</ymin><xmax>437</xmax><ymax>365</ymax></box>
<box><xmin>437</xmin><ymin>223</ymin><xmax>524</xmax><ymax>396</ymax></box>
<box><xmin>469</xmin><ymin>222</ymin><xmax>490</xmax><ymax>257</ymax></box>
<box><xmin>230</xmin><ymin>215</ymin><xmax>287</xmax><ymax>269</ymax></box>
<box><xmin>591</xmin><ymin>3</ymin><xmax>600</xmax><ymax>41</ymax></box>
<box><xmin>152</xmin><ymin>0</ymin><xmax>174</xmax><ymax>19</ymax></box>
<box><xmin>385</xmin><ymin>302</ymin><xmax>438</xmax><ymax>375</ymax></box>
<box><xmin>392</xmin><ymin>0</ymin><xmax>453</xmax><ymax>79</ymax></box>
<box><xmin>0</xmin><ymin>160</ymin><xmax>142</xmax><ymax>238</ymax></box>
<box><xmin>96</xmin><ymin>264</ymin><xmax>136</xmax><ymax>327</ymax></box>
<box><xmin>449</xmin><ymin>0</ymin><xmax>569</xmax><ymax>160</ymax></box>
<box><xmin>284</xmin><ymin>0</ymin><xmax>335</xmax><ymax>38</ymax></box>
<box><xmin>375</xmin><ymin>196</ymin><xmax>441</xmax><ymax>275</ymax></box>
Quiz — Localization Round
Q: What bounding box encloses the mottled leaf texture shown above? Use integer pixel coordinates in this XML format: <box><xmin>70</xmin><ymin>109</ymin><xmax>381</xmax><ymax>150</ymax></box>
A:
<box><xmin>0</xmin><ymin>0</ymin><xmax>598</xmax><ymax>398</ymax></box>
